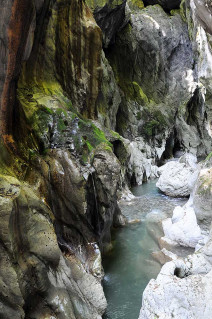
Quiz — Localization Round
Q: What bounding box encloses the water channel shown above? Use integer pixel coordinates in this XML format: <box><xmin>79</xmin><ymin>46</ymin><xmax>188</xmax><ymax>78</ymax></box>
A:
<box><xmin>103</xmin><ymin>179</ymin><xmax>187</xmax><ymax>319</ymax></box>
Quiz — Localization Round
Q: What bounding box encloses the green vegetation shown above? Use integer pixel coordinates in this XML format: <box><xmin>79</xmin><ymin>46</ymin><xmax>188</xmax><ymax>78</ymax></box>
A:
<box><xmin>117</xmin><ymin>80</ymin><xmax>149</xmax><ymax>105</ymax></box>
<box><xmin>142</xmin><ymin>109</ymin><xmax>167</xmax><ymax>137</ymax></box>
<box><xmin>18</xmin><ymin>76</ymin><xmax>113</xmax><ymax>164</ymax></box>
<box><xmin>205</xmin><ymin>152</ymin><xmax>212</xmax><ymax>161</ymax></box>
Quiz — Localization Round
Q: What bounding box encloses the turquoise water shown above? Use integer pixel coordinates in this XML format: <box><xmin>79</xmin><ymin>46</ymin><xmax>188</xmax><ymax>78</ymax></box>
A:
<box><xmin>102</xmin><ymin>180</ymin><xmax>186</xmax><ymax>319</ymax></box>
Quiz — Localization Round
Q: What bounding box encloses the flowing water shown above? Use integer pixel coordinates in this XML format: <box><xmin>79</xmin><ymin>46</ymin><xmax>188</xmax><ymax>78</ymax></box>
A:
<box><xmin>102</xmin><ymin>179</ymin><xmax>187</xmax><ymax>319</ymax></box>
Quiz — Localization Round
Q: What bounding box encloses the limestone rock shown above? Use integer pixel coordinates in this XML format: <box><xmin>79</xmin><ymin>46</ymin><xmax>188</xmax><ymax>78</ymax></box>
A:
<box><xmin>139</xmin><ymin>224</ymin><xmax>212</xmax><ymax>318</ymax></box>
<box><xmin>139</xmin><ymin>261</ymin><xmax>212</xmax><ymax>319</ymax></box>
<box><xmin>152</xmin><ymin>248</ymin><xmax>178</xmax><ymax>265</ymax></box>
<box><xmin>156</xmin><ymin>154</ymin><xmax>199</xmax><ymax>197</ymax></box>
<box><xmin>106</xmin><ymin>1</ymin><xmax>212</xmax><ymax>158</ymax></box>
<box><xmin>139</xmin><ymin>161</ymin><xmax>212</xmax><ymax>319</ymax></box>
<box><xmin>162</xmin><ymin>205</ymin><xmax>203</xmax><ymax>248</ymax></box>
<box><xmin>126</xmin><ymin>137</ymin><xmax>159</xmax><ymax>185</ymax></box>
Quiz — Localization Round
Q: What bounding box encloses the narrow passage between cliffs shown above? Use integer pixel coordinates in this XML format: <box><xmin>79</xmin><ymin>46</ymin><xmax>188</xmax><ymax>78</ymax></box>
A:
<box><xmin>102</xmin><ymin>179</ymin><xmax>190</xmax><ymax>319</ymax></box>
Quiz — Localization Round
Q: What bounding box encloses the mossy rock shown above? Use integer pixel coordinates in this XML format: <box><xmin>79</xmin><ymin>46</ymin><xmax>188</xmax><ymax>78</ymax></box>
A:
<box><xmin>128</xmin><ymin>0</ymin><xmax>145</xmax><ymax>11</ymax></box>
<box><xmin>18</xmin><ymin>81</ymin><xmax>112</xmax><ymax>164</ymax></box>
<box><xmin>141</xmin><ymin>108</ymin><xmax>167</xmax><ymax>138</ymax></box>
<box><xmin>197</xmin><ymin>169</ymin><xmax>212</xmax><ymax>196</ymax></box>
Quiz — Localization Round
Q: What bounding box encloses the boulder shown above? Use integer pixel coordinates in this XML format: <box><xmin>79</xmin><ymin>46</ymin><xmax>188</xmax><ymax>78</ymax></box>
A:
<box><xmin>162</xmin><ymin>205</ymin><xmax>203</xmax><ymax>248</ymax></box>
<box><xmin>156</xmin><ymin>154</ymin><xmax>199</xmax><ymax>197</ymax></box>
<box><xmin>139</xmin><ymin>260</ymin><xmax>212</xmax><ymax>319</ymax></box>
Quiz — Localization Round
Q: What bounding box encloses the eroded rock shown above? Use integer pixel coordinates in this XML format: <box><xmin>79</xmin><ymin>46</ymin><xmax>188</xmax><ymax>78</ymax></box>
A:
<box><xmin>156</xmin><ymin>154</ymin><xmax>199</xmax><ymax>197</ymax></box>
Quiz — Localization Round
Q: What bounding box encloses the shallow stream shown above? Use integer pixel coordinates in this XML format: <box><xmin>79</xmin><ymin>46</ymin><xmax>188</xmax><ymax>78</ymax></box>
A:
<box><xmin>102</xmin><ymin>179</ymin><xmax>187</xmax><ymax>319</ymax></box>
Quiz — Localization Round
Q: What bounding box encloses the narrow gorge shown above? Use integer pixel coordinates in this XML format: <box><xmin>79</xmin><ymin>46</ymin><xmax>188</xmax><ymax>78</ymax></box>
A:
<box><xmin>0</xmin><ymin>0</ymin><xmax>212</xmax><ymax>318</ymax></box>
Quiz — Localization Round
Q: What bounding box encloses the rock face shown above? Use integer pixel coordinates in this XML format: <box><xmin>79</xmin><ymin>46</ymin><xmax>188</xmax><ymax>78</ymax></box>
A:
<box><xmin>0</xmin><ymin>175</ymin><xmax>107</xmax><ymax>319</ymax></box>
<box><xmin>0</xmin><ymin>0</ymin><xmax>122</xmax><ymax>318</ymax></box>
<box><xmin>193</xmin><ymin>166</ymin><xmax>212</xmax><ymax>227</ymax></box>
<box><xmin>106</xmin><ymin>1</ymin><xmax>212</xmax><ymax>161</ymax></box>
<box><xmin>156</xmin><ymin>154</ymin><xmax>198</xmax><ymax>197</ymax></box>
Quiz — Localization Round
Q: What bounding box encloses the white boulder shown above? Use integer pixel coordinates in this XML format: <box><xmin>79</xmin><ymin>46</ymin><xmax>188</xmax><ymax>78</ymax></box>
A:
<box><xmin>162</xmin><ymin>205</ymin><xmax>203</xmax><ymax>248</ymax></box>
<box><xmin>156</xmin><ymin>153</ymin><xmax>199</xmax><ymax>197</ymax></box>
<box><xmin>139</xmin><ymin>260</ymin><xmax>212</xmax><ymax>319</ymax></box>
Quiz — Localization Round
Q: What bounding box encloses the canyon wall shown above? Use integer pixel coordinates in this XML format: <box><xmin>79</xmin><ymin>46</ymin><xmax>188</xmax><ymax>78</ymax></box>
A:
<box><xmin>0</xmin><ymin>0</ymin><xmax>212</xmax><ymax>318</ymax></box>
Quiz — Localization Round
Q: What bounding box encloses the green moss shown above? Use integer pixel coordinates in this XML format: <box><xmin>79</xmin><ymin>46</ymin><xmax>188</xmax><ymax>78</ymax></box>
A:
<box><xmin>55</xmin><ymin>108</ymin><xmax>68</xmax><ymax>117</ymax></box>
<box><xmin>180</xmin><ymin>0</ymin><xmax>187</xmax><ymax>22</ymax></box>
<box><xmin>132</xmin><ymin>82</ymin><xmax>149</xmax><ymax>103</ymax></box>
<box><xmin>18</xmin><ymin>63</ymin><xmax>113</xmax><ymax>165</ymax></box>
<box><xmin>117</xmin><ymin>80</ymin><xmax>149</xmax><ymax>105</ymax></box>
<box><xmin>128</xmin><ymin>0</ymin><xmax>144</xmax><ymax>10</ymax></box>
<box><xmin>143</xmin><ymin>119</ymin><xmax>159</xmax><ymax>136</ymax></box>
<box><xmin>136</xmin><ymin>111</ymin><xmax>142</xmax><ymax>120</ymax></box>
<box><xmin>197</xmin><ymin>173</ymin><xmax>212</xmax><ymax>196</ymax></box>
<box><xmin>110</xmin><ymin>130</ymin><xmax>121</xmax><ymax>139</ymax></box>
<box><xmin>43</xmin><ymin>106</ymin><xmax>54</xmax><ymax>115</ymax></box>
<box><xmin>85</xmin><ymin>0</ymin><xmax>123</xmax><ymax>10</ymax></box>
<box><xmin>142</xmin><ymin>109</ymin><xmax>167</xmax><ymax>137</ymax></box>
<box><xmin>205</xmin><ymin>152</ymin><xmax>212</xmax><ymax>161</ymax></box>
<box><xmin>170</xmin><ymin>9</ymin><xmax>180</xmax><ymax>16</ymax></box>
<box><xmin>116</xmin><ymin>113</ymin><xmax>128</xmax><ymax>133</ymax></box>
<box><xmin>85</xmin><ymin>140</ymin><xmax>94</xmax><ymax>152</ymax></box>
<box><xmin>97</xmin><ymin>142</ymin><xmax>113</xmax><ymax>152</ymax></box>
<box><xmin>57</xmin><ymin>119</ymin><xmax>66</xmax><ymax>132</ymax></box>
<box><xmin>91</xmin><ymin>124</ymin><xmax>111</xmax><ymax>145</ymax></box>
<box><xmin>180</xmin><ymin>0</ymin><xmax>194</xmax><ymax>40</ymax></box>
